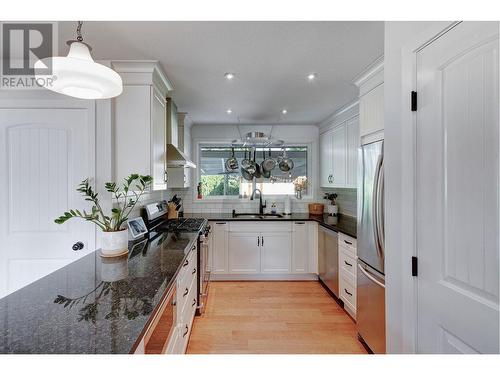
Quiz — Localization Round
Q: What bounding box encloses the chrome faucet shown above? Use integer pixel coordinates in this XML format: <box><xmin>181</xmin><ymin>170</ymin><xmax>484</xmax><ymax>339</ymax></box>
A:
<box><xmin>250</xmin><ymin>188</ymin><xmax>267</xmax><ymax>214</ymax></box>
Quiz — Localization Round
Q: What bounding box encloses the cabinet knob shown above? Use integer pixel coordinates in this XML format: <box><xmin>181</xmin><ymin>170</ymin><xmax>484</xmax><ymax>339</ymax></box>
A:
<box><xmin>72</xmin><ymin>241</ymin><xmax>84</xmax><ymax>251</ymax></box>
<box><xmin>164</xmin><ymin>170</ymin><xmax>169</xmax><ymax>183</ymax></box>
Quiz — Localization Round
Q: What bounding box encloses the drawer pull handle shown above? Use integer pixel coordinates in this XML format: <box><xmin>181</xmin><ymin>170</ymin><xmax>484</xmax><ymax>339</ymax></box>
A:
<box><xmin>183</xmin><ymin>288</ymin><xmax>189</xmax><ymax>297</ymax></box>
<box><xmin>183</xmin><ymin>259</ymin><xmax>189</xmax><ymax>267</ymax></box>
<box><xmin>192</xmin><ymin>298</ymin><xmax>197</xmax><ymax>307</ymax></box>
<box><xmin>295</xmin><ymin>222</ymin><xmax>305</xmax><ymax>224</ymax></box>
<box><xmin>192</xmin><ymin>268</ymin><xmax>196</xmax><ymax>274</ymax></box>
<box><xmin>344</xmin><ymin>240</ymin><xmax>353</xmax><ymax>245</ymax></box>
<box><xmin>344</xmin><ymin>260</ymin><xmax>353</xmax><ymax>267</ymax></box>
<box><xmin>183</xmin><ymin>325</ymin><xmax>189</xmax><ymax>337</ymax></box>
<box><xmin>216</xmin><ymin>222</ymin><xmax>227</xmax><ymax>225</ymax></box>
<box><xmin>344</xmin><ymin>288</ymin><xmax>353</xmax><ymax>296</ymax></box>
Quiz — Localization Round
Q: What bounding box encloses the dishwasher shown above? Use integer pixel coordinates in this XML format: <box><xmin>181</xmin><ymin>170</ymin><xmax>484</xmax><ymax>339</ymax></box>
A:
<box><xmin>318</xmin><ymin>225</ymin><xmax>339</xmax><ymax>298</ymax></box>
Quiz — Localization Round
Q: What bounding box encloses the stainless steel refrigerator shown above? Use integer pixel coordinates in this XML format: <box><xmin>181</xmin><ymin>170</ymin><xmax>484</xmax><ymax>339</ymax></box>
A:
<box><xmin>357</xmin><ymin>139</ymin><xmax>385</xmax><ymax>354</ymax></box>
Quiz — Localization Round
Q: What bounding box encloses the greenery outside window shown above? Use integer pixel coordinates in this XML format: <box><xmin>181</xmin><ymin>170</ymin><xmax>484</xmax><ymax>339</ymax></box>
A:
<box><xmin>198</xmin><ymin>146</ymin><xmax>308</xmax><ymax>198</ymax></box>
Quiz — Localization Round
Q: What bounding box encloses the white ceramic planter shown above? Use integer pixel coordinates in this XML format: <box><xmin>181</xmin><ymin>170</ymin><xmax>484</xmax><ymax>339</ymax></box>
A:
<box><xmin>327</xmin><ymin>204</ymin><xmax>338</xmax><ymax>216</ymax></box>
<box><xmin>101</xmin><ymin>229</ymin><xmax>129</xmax><ymax>257</ymax></box>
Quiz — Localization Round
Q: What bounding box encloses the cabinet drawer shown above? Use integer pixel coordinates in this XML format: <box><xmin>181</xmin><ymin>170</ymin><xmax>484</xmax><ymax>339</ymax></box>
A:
<box><xmin>340</xmin><ymin>275</ymin><xmax>356</xmax><ymax>309</ymax></box>
<box><xmin>338</xmin><ymin>233</ymin><xmax>357</xmax><ymax>255</ymax></box>
<box><xmin>177</xmin><ymin>247</ymin><xmax>197</xmax><ymax>293</ymax></box>
<box><xmin>339</xmin><ymin>250</ymin><xmax>356</xmax><ymax>279</ymax></box>
<box><xmin>177</xmin><ymin>268</ymin><xmax>197</xmax><ymax>318</ymax></box>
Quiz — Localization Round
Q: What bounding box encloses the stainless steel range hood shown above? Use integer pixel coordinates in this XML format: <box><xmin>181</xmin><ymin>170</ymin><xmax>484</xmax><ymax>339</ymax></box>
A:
<box><xmin>166</xmin><ymin>144</ymin><xmax>196</xmax><ymax>168</ymax></box>
<box><xmin>166</xmin><ymin>97</ymin><xmax>196</xmax><ymax>169</ymax></box>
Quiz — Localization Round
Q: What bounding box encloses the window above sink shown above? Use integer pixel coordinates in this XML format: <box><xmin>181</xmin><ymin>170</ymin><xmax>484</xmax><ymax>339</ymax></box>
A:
<box><xmin>197</xmin><ymin>144</ymin><xmax>309</xmax><ymax>199</ymax></box>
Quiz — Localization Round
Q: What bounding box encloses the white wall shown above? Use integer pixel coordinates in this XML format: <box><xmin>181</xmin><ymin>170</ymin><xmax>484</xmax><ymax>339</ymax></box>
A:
<box><xmin>176</xmin><ymin>124</ymin><xmax>320</xmax><ymax>214</ymax></box>
<box><xmin>384</xmin><ymin>21</ymin><xmax>449</xmax><ymax>353</ymax></box>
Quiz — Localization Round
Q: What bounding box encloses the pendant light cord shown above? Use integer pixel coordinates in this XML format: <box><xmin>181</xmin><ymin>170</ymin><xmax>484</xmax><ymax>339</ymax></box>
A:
<box><xmin>76</xmin><ymin>21</ymin><xmax>83</xmax><ymax>42</ymax></box>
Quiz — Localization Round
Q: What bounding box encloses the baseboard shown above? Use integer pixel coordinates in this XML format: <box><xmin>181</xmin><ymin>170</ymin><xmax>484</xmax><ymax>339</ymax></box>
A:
<box><xmin>211</xmin><ymin>273</ymin><xmax>319</xmax><ymax>281</ymax></box>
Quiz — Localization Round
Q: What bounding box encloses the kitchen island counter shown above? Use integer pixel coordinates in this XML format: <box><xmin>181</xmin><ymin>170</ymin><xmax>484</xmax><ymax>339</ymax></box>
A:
<box><xmin>0</xmin><ymin>231</ymin><xmax>198</xmax><ymax>354</ymax></box>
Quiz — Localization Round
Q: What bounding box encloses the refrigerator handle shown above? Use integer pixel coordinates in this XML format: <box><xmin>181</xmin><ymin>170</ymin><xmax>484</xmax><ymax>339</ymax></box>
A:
<box><xmin>372</xmin><ymin>154</ymin><xmax>383</xmax><ymax>259</ymax></box>
<box><xmin>376</xmin><ymin>159</ymin><xmax>385</xmax><ymax>255</ymax></box>
<box><xmin>358</xmin><ymin>263</ymin><xmax>385</xmax><ymax>288</ymax></box>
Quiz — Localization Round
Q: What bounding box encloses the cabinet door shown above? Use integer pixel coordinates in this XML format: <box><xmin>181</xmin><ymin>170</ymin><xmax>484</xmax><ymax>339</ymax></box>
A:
<box><xmin>331</xmin><ymin>124</ymin><xmax>346</xmax><ymax>187</ymax></box>
<box><xmin>261</xmin><ymin>232</ymin><xmax>291</xmax><ymax>273</ymax></box>
<box><xmin>346</xmin><ymin>116</ymin><xmax>359</xmax><ymax>187</ymax></box>
<box><xmin>151</xmin><ymin>88</ymin><xmax>167</xmax><ymax>190</ymax></box>
<box><xmin>292</xmin><ymin>222</ymin><xmax>308</xmax><ymax>273</ymax></box>
<box><xmin>212</xmin><ymin>222</ymin><xmax>228</xmax><ymax>274</ymax></box>
<box><xmin>228</xmin><ymin>232</ymin><xmax>260</xmax><ymax>274</ymax></box>
<box><xmin>183</xmin><ymin>124</ymin><xmax>191</xmax><ymax>188</ymax></box>
<box><xmin>359</xmin><ymin>83</ymin><xmax>384</xmax><ymax>138</ymax></box>
<box><xmin>320</xmin><ymin>129</ymin><xmax>333</xmax><ymax>187</ymax></box>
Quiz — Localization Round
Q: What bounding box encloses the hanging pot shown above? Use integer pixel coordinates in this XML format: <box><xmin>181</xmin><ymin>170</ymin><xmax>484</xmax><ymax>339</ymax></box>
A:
<box><xmin>279</xmin><ymin>148</ymin><xmax>294</xmax><ymax>172</ymax></box>
<box><xmin>253</xmin><ymin>149</ymin><xmax>262</xmax><ymax>179</ymax></box>
<box><xmin>261</xmin><ymin>148</ymin><xmax>276</xmax><ymax>173</ymax></box>
<box><xmin>225</xmin><ymin>147</ymin><xmax>239</xmax><ymax>171</ymax></box>
<box><xmin>261</xmin><ymin>149</ymin><xmax>271</xmax><ymax>178</ymax></box>
<box><xmin>241</xmin><ymin>148</ymin><xmax>255</xmax><ymax>174</ymax></box>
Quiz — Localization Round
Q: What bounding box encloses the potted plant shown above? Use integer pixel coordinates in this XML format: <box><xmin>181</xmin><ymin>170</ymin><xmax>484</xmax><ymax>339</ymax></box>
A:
<box><xmin>324</xmin><ymin>193</ymin><xmax>338</xmax><ymax>216</ymax></box>
<box><xmin>55</xmin><ymin>174</ymin><xmax>153</xmax><ymax>257</ymax></box>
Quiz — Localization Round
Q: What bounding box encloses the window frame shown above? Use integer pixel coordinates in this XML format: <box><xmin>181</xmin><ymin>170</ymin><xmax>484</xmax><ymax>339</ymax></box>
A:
<box><xmin>193</xmin><ymin>139</ymin><xmax>314</xmax><ymax>202</ymax></box>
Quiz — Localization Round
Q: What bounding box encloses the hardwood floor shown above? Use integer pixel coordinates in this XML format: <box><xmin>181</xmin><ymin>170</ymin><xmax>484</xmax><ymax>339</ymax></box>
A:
<box><xmin>187</xmin><ymin>281</ymin><xmax>367</xmax><ymax>354</ymax></box>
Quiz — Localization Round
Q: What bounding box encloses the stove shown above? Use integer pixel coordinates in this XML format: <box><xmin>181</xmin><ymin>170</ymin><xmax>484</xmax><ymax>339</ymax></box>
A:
<box><xmin>160</xmin><ymin>218</ymin><xmax>206</xmax><ymax>233</ymax></box>
<box><xmin>142</xmin><ymin>201</ymin><xmax>211</xmax><ymax>316</ymax></box>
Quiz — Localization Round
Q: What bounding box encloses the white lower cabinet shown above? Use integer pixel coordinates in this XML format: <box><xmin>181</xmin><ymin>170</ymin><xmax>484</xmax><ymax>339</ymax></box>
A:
<box><xmin>292</xmin><ymin>222</ymin><xmax>308</xmax><ymax>273</ymax></box>
<box><xmin>338</xmin><ymin>233</ymin><xmax>357</xmax><ymax>320</ymax></box>
<box><xmin>261</xmin><ymin>232</ymin><xmax>291</xmax><ymax>273</ymax></box>
<box><xmin>228</xmin><ymin>232</ymin><xmax>261</xmax><ymax>273</ymax></box>
<box><xmin>211</xmin><ymin>221</ymin><xmax>317</xmax><ymax>279</ymax></box>
<box><xmin>212</xmin><ymin>222</ymin><xmax>229</xmax><ymax>274</ymax></box>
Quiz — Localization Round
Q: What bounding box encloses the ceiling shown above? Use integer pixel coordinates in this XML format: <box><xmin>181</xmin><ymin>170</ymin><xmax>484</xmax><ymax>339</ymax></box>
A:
<box><xmin>58</xmin><ymin>21</ymin><xmax>384</xmax><ymax>125</ymax></box>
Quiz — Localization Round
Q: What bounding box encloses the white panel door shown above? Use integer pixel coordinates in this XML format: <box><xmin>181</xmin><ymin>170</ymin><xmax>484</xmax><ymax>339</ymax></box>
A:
<box><xmin>416</xmin><ymin>21</ymin><xmax>499</xmax><ymax>353</ymax></box>
<box><xmin>0</xmin><ymin>108</ymin><xmax>96</xmax><ymax>298</ymax></box>
<box><xmin>261</xmin><ymin>232</ymin><xmax>291</xmax><ymax>273</ymax></box>
<box><xmin>346</xmin><ymin>116</ymin><xmax>359</xmax><ymax>187</ymax></box>
<box><xmin>331</xmin><ymin>125</ymin><xmax>346</xmax><ymax>187</ymax></box>
<box><xmin>228</xmin><ymin>232</ymin><xmax>260</xmax><ymax>274</ymax></box>
<box><xmin>320</xmin><ymin>129</ymin><xmax>333</xmax><ymax>187</ymax></box>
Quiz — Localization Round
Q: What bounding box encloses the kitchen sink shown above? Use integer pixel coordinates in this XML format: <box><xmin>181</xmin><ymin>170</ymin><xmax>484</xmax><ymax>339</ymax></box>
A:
<box><xmin>232</xmin><ymin>212</ymin><xmax>284</xmax><ymax>219</ymax></box>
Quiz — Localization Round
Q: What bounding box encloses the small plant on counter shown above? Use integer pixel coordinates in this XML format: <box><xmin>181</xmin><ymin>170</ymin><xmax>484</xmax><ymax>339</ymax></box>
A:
<box><xmin>324</xmin><ymin>193</ymin><xmax>338</xmax><ymax>205</ymax></box>
<box><xmin>54</xmin><ymin>174</ymin><xmax>153</xmax><ymax>231</ymax></box>
<box><xmin>55</xmin><ymin>174</ymin><xmax>152</xmax><ymax>257</ymax></box>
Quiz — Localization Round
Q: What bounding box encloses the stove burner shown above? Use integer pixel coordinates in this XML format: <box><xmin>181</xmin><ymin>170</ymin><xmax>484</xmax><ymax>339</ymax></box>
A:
<box><xmin>159</xmin><ymin>218</ymin><xmax>206</xmax><ymax>233</ymax></box>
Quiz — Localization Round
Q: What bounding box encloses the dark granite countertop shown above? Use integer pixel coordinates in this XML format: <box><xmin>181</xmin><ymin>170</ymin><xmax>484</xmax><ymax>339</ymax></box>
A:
<box><xmin>0</xmin><ymin>231</ymin><xmax>198</xmax><ymax>354</ymax></box>
<box><xmin>183</xmin><ymin>212</ymin><xmax>357</xmax><ymax>238</ymax></box>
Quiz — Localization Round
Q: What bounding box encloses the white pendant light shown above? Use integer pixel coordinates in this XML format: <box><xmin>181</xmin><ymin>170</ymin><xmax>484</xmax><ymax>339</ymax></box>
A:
<box><xmin>35</xmin><ymin>21</ymin><xmax>122</xmax><ymax>99</ymax></box>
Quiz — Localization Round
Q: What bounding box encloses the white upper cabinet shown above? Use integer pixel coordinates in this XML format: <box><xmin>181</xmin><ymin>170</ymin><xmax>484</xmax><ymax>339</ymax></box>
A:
<box><xmin>320</xmin><ymin>128</ymin><xmax>334</xmax><ymax>187</ymax></box>
<box><xmin>359</xmin><ymin>84</ymin><xmax>384</xmax><ymax>139</ymax></box>
<box><xmin>353</xmin><ymin>56</ymin><xmax>384</xmax><ymax>144</ymax></box>
<box><xmin>319</xmin><ymin>110</ymin><xmax>359</xmax><ymax>189</ymax></box>
<box><xmin>112</xmin><ymin>61</ymin><xmax>173</xmax><ymax>190</ymax></box>
<box><xmin>331</xmin><ymin>125</ymin><xmax>346</xmax><ymax>186</ymax></box>
<box><xmin>345</xmin><ymin>116</ymin><xmax>359</xmax><ymax>187</ymax></box>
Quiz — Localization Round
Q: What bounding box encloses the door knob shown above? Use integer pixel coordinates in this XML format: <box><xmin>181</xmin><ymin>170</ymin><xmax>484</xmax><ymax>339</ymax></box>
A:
<box><xmin>72</xmin><ymin>241</ymin><xmax>84</xmax><ymax>251</ymax></box>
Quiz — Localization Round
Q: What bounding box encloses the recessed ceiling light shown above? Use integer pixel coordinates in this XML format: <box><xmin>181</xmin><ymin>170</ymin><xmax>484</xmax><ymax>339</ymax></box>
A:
<box><xmin>226</xmin><ymin>109</ymin><xmax>233</xmax><ymax>114</ymax></box>
<box><xmin>307</xmin><ymin>72</ymin><xmax>317</xmax><ymax>81</ymax></box>
<box><xmin>224</xmin><ymin>72</ymin><xmax>235</xmax><ymax>80</ymax></box>
<box><xmin>281</xmin><ymin>109</ymin><xmax>288</xmax><ymax>114</ymax></box>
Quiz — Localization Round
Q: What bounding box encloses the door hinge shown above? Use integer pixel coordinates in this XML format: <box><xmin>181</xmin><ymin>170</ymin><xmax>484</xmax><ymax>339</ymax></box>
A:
<box><xmin>411</xmin><ymin>91</ymin><xmax>417</xmax><ymax>111</ymax></box>
<box><xmin>411</xmin><ymin>256</ymin><xmax>418</xmax><ymax>277</ymax></box>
